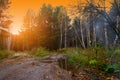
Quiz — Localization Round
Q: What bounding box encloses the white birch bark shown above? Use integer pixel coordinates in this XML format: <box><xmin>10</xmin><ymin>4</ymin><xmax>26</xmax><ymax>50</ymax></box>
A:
<box><xmin>80</xmin><ymin>16</ymin><xmax>85</xmax><ymax>48</ymax></box>
<box><xmin>93</xmin><ymin>22</ymin><xmax>96</xmax><ymax>47</ymax></box>
<box><xmin>104</xmin><ymin>20</ymin><xmax>108</xmax><ymax>47</ymax></box>
<box><xmin>87</xmin><ymin>27</ymin><xmax>91</xmax><ymax>47</ymax></box>
<box><xmin>64</xmin><ymin>16</ymin><xmax>67</xmax><ymax>48</ymax></box>
<box><xmin>60</xmin><ymin>20</ymin><xmax>63</xmax><ymax>49</ymax></box>
<box><xmin>114</xmin><ymin>16</ymin><xmax>119</xmax><ymax>46</ymax></box>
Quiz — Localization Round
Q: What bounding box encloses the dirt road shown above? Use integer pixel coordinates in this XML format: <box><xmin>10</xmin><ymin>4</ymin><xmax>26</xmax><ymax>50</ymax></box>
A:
<box><xmin>0</xmin><ymin>53</ymin><xmax>71</xmax><ymax>80</ymax></box>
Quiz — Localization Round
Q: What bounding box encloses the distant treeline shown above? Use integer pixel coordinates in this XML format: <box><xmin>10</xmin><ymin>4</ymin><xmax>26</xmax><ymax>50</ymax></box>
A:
<box><xmin>0</xmin><ymin>0</ymin><xmax>120</xmax><ymax>50</ymax></box>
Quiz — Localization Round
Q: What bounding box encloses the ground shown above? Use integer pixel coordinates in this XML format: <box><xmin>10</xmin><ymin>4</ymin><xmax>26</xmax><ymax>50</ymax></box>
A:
<box><xmin>0</xmin><ymin>53</ymin><xmax>71</xmax><ymax>80</ymax></box>
<box><xmin>0</xmin><ymin>53</ymin><xmax>119</xmax><ymax>80</ymax></box>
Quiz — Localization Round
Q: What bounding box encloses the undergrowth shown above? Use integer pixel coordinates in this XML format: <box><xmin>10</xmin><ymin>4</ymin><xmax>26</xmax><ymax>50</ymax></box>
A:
<box><xmin>58</xmin><ymin>47</ymin><xmax>120</xmax><ymax>74</ymax></box>
<box><xmin>28</xmin><ymin>46</ymin><xmax>120</xmax><ymax>75</ymax></box>
<box><xmin>0</xmin><ymin>50</ymin><xmax>14</xmax><ymax>60</ymax></box>
<box><xmin>28</xmin><ymin>47</ymin><xmax>50</xmax><ymax>57</ymax></box>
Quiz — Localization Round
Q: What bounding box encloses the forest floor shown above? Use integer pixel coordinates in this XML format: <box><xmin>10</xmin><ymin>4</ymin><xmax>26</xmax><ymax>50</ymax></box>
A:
<box><xmin>0</xmin><ymin>52</ymin><xmax>120</xmax><ymax>80</ymax></box>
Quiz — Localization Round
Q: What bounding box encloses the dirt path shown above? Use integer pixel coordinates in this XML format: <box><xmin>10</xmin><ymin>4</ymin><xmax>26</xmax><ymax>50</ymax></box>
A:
<box><xmin>0</xmin><ymin>53</ymin><xmax>71</xmax><ymax>80</ymax></box>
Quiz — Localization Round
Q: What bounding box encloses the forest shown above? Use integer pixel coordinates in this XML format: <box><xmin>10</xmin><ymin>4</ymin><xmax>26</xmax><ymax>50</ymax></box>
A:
<box><xmin>0</xmin><ymin>0</ymin><xmax>120</xmax><ymax>80</ymax></box>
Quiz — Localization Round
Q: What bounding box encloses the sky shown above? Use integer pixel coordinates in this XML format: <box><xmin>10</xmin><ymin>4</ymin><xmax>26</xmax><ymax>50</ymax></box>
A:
<box><xmin>9</xmin><ymin>0</ymin><xmax>112</xmax><ymax>34</ymax></box>
<box><xmin>9</xmin><ymin>0</ymin><xmax>76</xmax><ymax>34</ymax></box>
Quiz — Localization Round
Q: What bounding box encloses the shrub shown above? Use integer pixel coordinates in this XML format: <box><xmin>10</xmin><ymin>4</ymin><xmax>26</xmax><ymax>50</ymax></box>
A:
<box><xmin>0</xmin><ymin>50</ymin><xmax>13</xmax><ymax>60</ymax></box>
<box><xmin>115</xmin><ymin>49</ymin><xmax>120</xmax><ymax>54</ymax></box>
<box><xmin>31</xmin><ymin>47</ymin><xmax>50</xmax><ymax>57</ymax></box>
<box><xmin>60</xmin><ymin>48</ymin><xmax>89</xmax><ymax>67</ymax></box>
<box><xmin>89</xmin><ymin>59</ymin><xmax>98</xmax><ymax>66</ymax></box>
<box><xmin>105</xmin><ymin>64</ymin><xmax>120</xmax><ymax>75</ymax></box>
<box><xmin>68</xmin><ymin>56</ymin><xmax>75</xmax><ymax>63</ymax></box>
<box><xmin>28</xmin><ymin>47</ymin><xmax>50</xmax><ymax>57</ymax></box>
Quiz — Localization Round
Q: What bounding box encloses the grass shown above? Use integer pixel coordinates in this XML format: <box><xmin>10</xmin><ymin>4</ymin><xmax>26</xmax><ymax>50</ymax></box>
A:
<box><xmin>0</xmin><ymin>46</ymin><xmax>119</xmax><ymax>79</ymax></box>
<box><xmin>28</xmin><ymin>47</ymin><xmax>50</xmax><ymax>58</ymax></box>
<box><xmin>0</xmin><ymin>50</ymin><xmax>14</xmax><ymax>60</ymax></box>
<box><xmin>28</xmin><ymin>46</ymin><xmax>120</xmax><ymax>74</ymax></box>
<box><xmin>57</xmin><ymin>47</ymin><xmax>120</xmax><ymax>73</ymax></box>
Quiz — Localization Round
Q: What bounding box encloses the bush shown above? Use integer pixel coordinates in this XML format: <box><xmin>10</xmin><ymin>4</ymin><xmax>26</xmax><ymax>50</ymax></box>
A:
<box><xmin>115</xmin><ymin>49</ymin><xmax>120</xmax><ymax>54</ymax></box>
<box><xmin>89</xmin><ymin>59</ymin><xmax>98</xmax><ymax>66</ymax></box>
<box><xmin>104</xmin><ymin>64</ymin><xmax>120</xmax><ymax>75</ymax></box>
<box><xmin>59</xmin><ymin>48</ymin><xmax>89</xmax><ymax>68</ymax></box>
<box><xmin>28</xmin><ymin>47</ymin><xmax>50</xmax><ymax>57</ymax></box>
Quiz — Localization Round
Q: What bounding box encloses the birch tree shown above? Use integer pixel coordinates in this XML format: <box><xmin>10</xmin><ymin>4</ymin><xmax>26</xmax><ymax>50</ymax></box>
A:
<box><xmin>0</xmin><ymin>0</ymin><xmax>11</xmax><ymax>50</ymax></box>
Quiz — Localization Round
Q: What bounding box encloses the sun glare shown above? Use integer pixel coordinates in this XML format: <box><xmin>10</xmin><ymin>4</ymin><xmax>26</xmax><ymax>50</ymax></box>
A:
<box><xmin>11</xmin><ymin>30</ymin><xmax>19</xmax><ymax>35</ymax></box>
<box><xmin>10</xmin><ymin>26</ymin><xmax>20</xmax><ymax>35</ymax></box>
<box><xmin>10</xmin><ymin>21</ymin><xmax>22</xmax><ymax>35</ymax></box>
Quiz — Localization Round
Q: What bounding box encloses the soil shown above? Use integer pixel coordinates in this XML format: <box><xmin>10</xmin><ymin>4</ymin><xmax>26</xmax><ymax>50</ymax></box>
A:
<box><xmin>0</xmin><ymin>53</ymin><xmax>120</xmax><ymax>80</ymax></box>
<box><xmin>0</xmin><ymin>53</ymin><xmax>71</xmax><ymax>80</ymax></box>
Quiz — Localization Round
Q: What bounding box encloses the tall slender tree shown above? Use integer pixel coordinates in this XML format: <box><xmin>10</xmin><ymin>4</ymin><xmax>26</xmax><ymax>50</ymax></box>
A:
<box><xmin>0</xmin><ymin>0</ymin><xmax>11</xmax><ymax>50</ymax></box>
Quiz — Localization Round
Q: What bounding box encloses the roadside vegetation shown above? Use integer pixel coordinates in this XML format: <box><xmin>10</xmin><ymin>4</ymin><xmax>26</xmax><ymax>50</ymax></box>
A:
<box><xmin>59</xmin><ymin>47</ymin><xmax>120</xmax><ymax>73</ymax></box>
<box><xmin>0</xmin><ymin>50</ymin><xmax>15</xmax><ymax>60</ymax></box>
<box><xmin>28</xmin><ymin>47</ymin><xmax>50</xmax><ymax>57</ymax></box>
<box><xmin>27</xmin><ymin>46</ymin><xmax>120</xmax><ymax>77</ymax></box>
<box><xmin>0</xmin><ymin>46</ymin><xmax>120</xmax><ymax>79</ymax></box>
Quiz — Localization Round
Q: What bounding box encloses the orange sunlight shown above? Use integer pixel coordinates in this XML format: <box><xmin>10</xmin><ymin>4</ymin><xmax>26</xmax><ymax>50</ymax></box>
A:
<box><xmin>10</xmin><ymin>27</ymin><xmax>19</xmax><ymax>35</ymax></box>
<box><xmin>9</xmin><ymin>0</ymin><xmax>112</xmax><ymax>34</ymax></box>
<box><xmin>10</xmin><ymin>22</ymin><xmax>21</xmax><ymax>35</ymax></box>
<box><xmin>11</xmin><ymin>29</ymin><xmax>19</xmax><ymax>35</ymax></box>
<box><xmin>9</xmin><ymin>0</ymin><xmax>76</xmax><ymax>35</ymax></box>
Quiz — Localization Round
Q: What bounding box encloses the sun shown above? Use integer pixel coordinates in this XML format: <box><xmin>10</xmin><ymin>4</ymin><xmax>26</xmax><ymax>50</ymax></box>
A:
<box><xmin>11</xmin><ymin>30</ymin><xmax>19</xmax><ymax>35</ymax></box>
<box><xmin>10</xmin><ymin>26</ymin><xmax>20</xmax><ymax>35</ymax></box>
<box><xmin>10</xmin><ymin>21</ymin><xmax>21</xmax><ymax>35</ymax></box>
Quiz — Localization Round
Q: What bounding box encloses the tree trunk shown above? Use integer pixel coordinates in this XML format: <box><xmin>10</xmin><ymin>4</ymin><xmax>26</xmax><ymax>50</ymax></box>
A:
<box><xmin>114</xmin><ymin>16</ymin><xmax>119</xmax><ymax>47</ymax></box>
<box><xmin>64</xmin><ymin>18</ymin><xmax>67</xmax><ymax>48</ymax></box>
<box><xmin>104</xmin><ymin>21</ymin><xmax>109</xmax><ymax>48</ymax></box>
<box><xmin>93</xmin><ymin>23</ymin><xmax>96</xmax><ymax>47</ymax></box>
<box><xmin>7</xmin><ymin>33</ymin><xmax>11</xmax><ymax>50</ymax></box>
<box><xmin>80</xmin><ymin>16</ymin><xmax>85</xmax><ymax>48</ymax></box>
<box><xmin>87</xmin><ymin>28</ymin><xmax>91</xmax><ymax>47</ymax></box>
<box><xmin>60</xmin><ymin>21</ymin><xmax>63</xmax><ymax>49</ymax></box>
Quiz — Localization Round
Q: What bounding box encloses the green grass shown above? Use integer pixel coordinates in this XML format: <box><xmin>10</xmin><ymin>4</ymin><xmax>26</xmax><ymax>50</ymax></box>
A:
<box><xmin>57</xmin><ymin>47</ymin><xmax>120</xmax><ymax>73</ymax></box>
<box><xmin>0</xmin><ymin>50</ymin><xmax>14</xmax><ymax>60</ymax></box>
<box><xmin>28</xmin><ymin>47</ymin><xmax>50</xmax><ymax>58</ymax></box>
<box><xmin>57</xmin><ymin>48</ymin><xmax>90</xmax><ymax>71</ymax></box>
<box><xmin>28</xmin><ymin>46</ymin><xmax>120</xmax><ymax>74</ymax></box>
